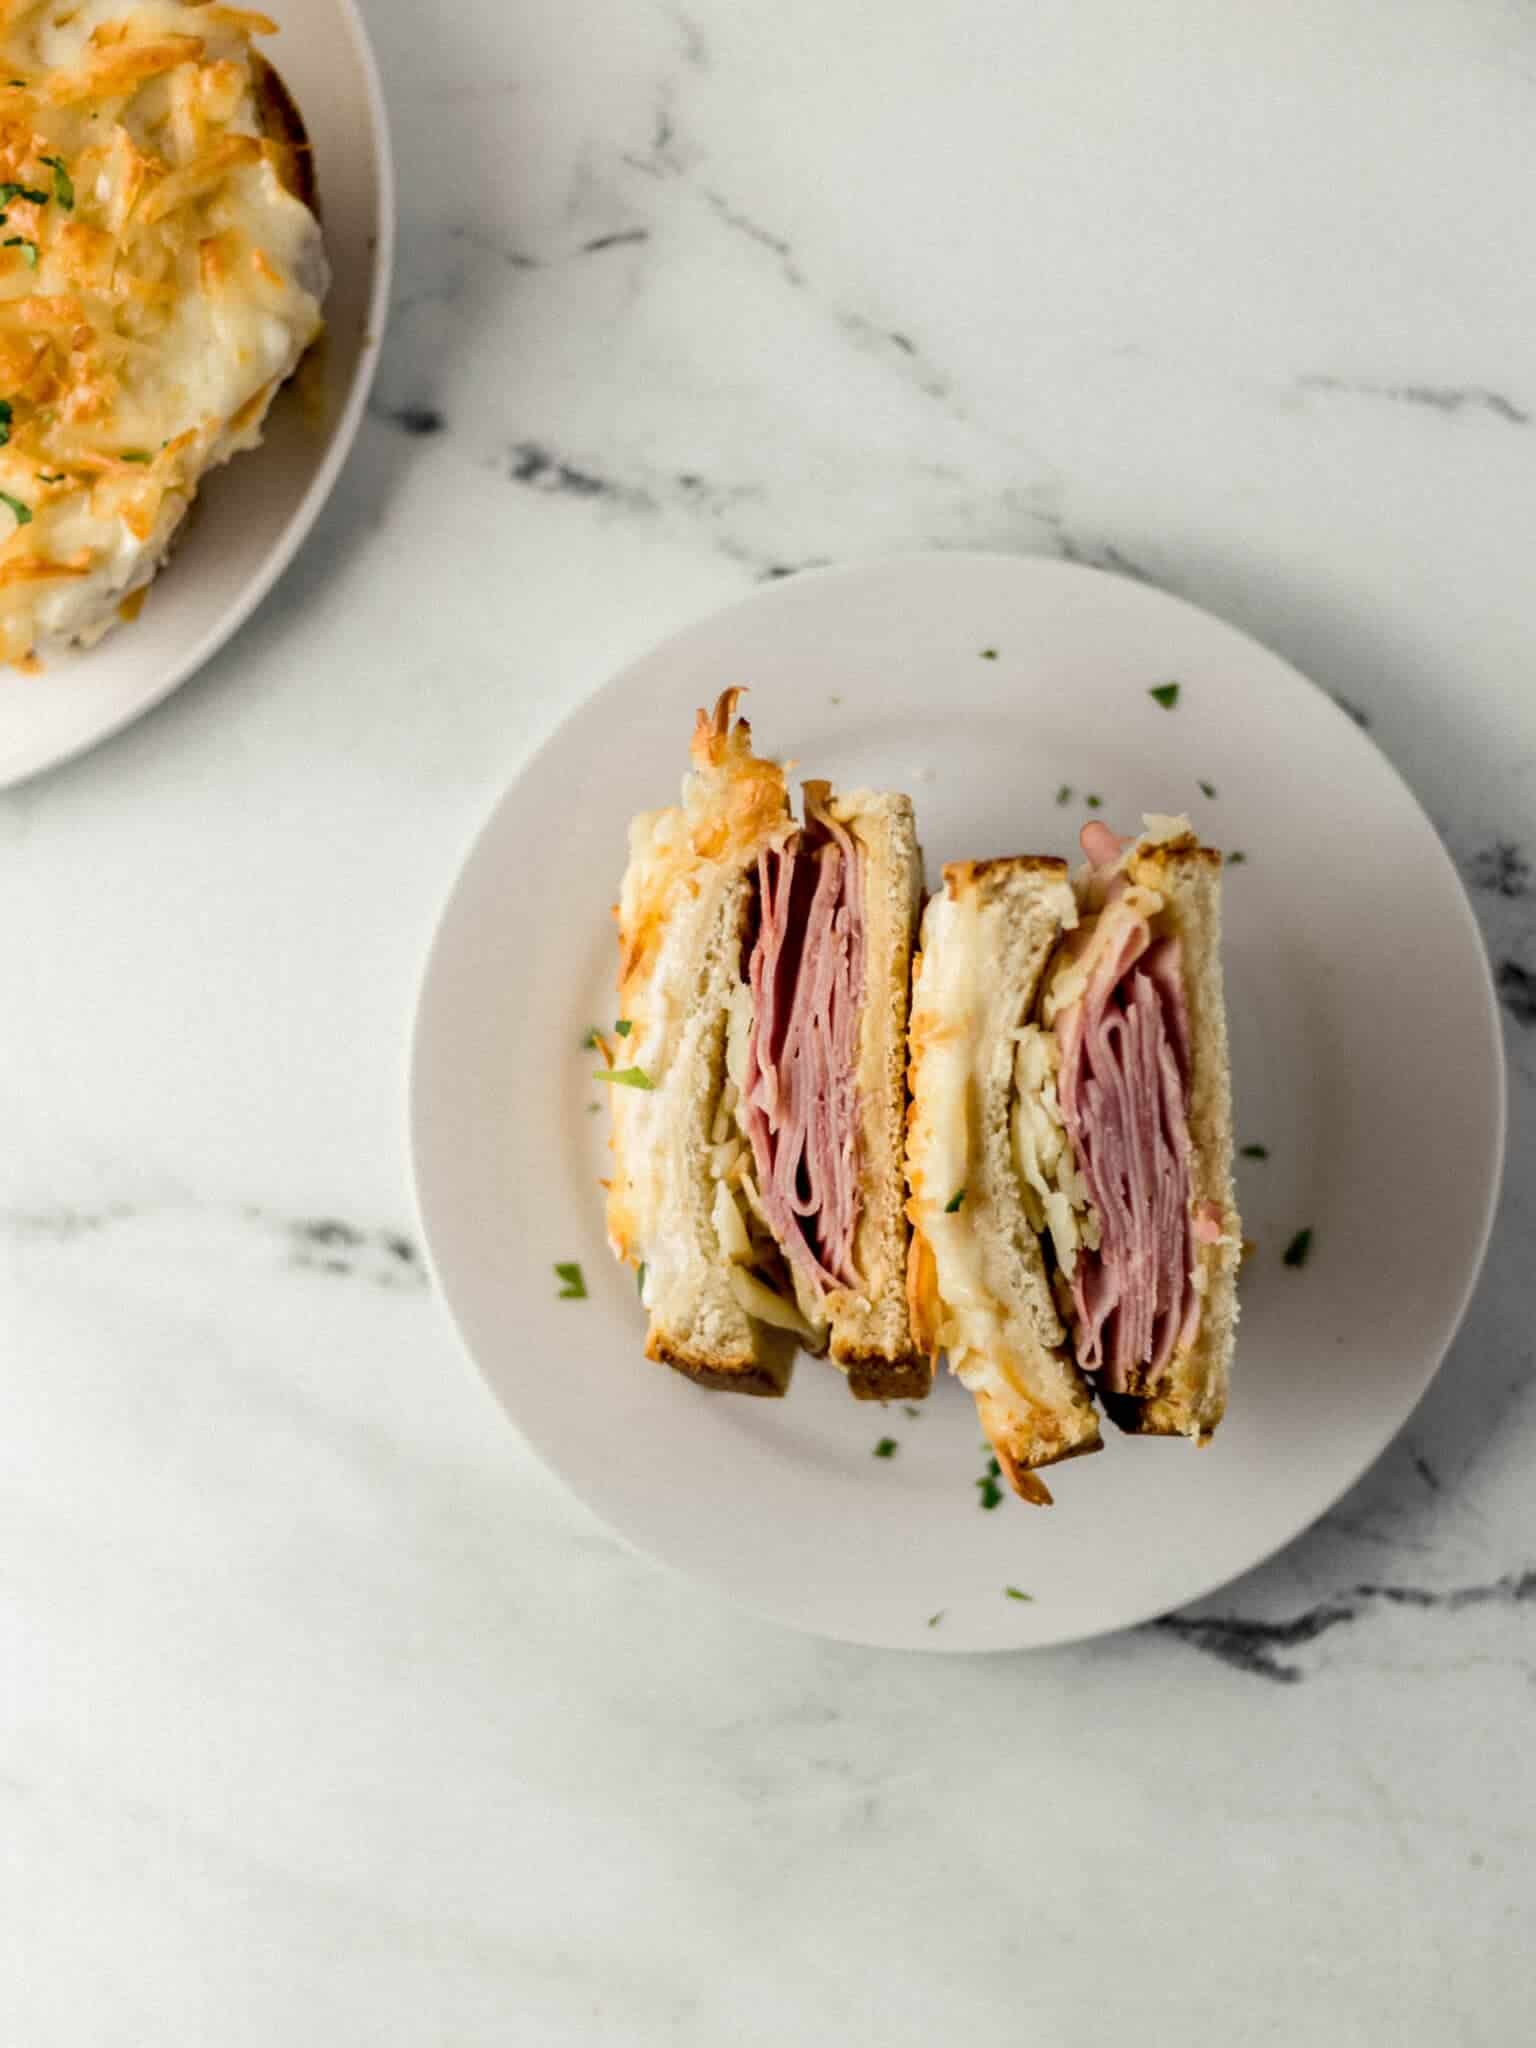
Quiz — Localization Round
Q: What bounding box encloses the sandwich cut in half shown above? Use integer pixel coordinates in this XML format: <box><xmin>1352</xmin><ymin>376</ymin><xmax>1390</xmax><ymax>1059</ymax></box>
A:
<box><xmin>605</xmin><ymin>691</ymin><xmax>927</xmax><ymax>1400</ymax></box>
<box><xmin>906</xmin><ymin>817</ymin><xmax>1241</xmax><ymax>1501</ymax></box>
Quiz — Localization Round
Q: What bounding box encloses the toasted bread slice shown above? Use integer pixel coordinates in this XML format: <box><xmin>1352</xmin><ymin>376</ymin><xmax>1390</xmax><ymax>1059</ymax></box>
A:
<box><xmin>607</xmin><ymin>694</ymin><xmax>799</xmax><ymax>1393</ymax></box>
<box><xmin>1096</xmin><ymin>828</ymin><xmax>1240</xmax><ymax>1439</ymax></box>
<box><xmin>906</xmin><ymin>859</ymin><xmax>1103</xmax><ymax>1499</ymax></box>
<box><xmin>819</xmin><ymin>789</ymin><xmax>928</xmax><ymax>1400</ymax></box>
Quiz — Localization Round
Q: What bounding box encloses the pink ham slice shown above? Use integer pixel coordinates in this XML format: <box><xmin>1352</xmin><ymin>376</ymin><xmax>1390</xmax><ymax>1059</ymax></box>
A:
<box><xmin>1056</xmin><ymin>896</ymin><xmax>1199</xmax><ymax>1392</ymax></box>
<box><xmin>741</xmin><ymin>794</ymin><xmax>864</xmax><ymax>1293</ymax></box>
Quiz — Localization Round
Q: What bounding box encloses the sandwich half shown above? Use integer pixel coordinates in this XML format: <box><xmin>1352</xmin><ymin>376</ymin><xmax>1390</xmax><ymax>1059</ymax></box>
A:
<box><xmin>907</xmin><ymin>817</ymin><xmax>1241</xmax><ymax>1499</ymax></box>
<box><xmin>605</xmin><ymin>691</ymin><xmax>927</xmax><ymax>1399</ymax></box>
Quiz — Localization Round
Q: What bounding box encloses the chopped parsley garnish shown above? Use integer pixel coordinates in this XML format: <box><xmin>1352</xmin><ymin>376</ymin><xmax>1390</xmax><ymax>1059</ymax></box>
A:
<box><xmin>1227</xmin><ymin>850</ymin><xmax>1247</xmax><ymax>865</ymax></box>
<box><xmin>1004</xmin><ymin>1586</ymin><xmax>1034</xmax><ymax>1602</ymax></box>
<box><xmin>596</xmin><ymin>1065</ymin><xmax>655</xmax><ymax>1090</ymax></box>
<box><xmin>902</xmin><ymin>1404</ymin><xmax>922</xmax><ymax>1418</ymax></box>
<box><xmin>613</xmin><ymin>1018</ymin><xmax>633</xmax><ymax>1037</ymax></box>
<box><xmin>553</xmin><ymin>1261</ymin><xmax>587</xmax><ymax>1299</ymax></box>
<box><xmin>1198</xmin><ymin>779</ymin><xmax>1217</xmax><ymax>797</ymax></box>
<box><xmin>0</xmin><ymin>397</ymin><xmax>10</xmax><ymax>446</ymax></box>
<box><xmin>976</xmin><ymin>1458</ymin><xmax>1003</xmax><ymax>1510</ymax></box>
<box><xmin>4</xmin><ymin>237</ymin><xmax>36</xmax><ymax>267</ymax></box>
<box><xmin>980</xmin><ymin>647</ymin><xmax>998</xmax><ymax>660</ymax></box>
<box><xmin>944</xmin><ymin>1187</ymin><xmax>966</xmax><ymax>1213</ymax></box>
<box><xmin>635</xmin><ymin>1261</ymin><xmax>646</xmax><ymax>1297</ymax></box>
<box><xmin>0</xmin><ymin>182</ymin><xmax>47</xmax><ymax>207</ymax></box>
<box><xmin>927</xmin><ymin>1611</ymin><xmax>945</xmax><ymax>1628</ymax></box>
<box><xmin>874</xmin><ymin>1437</ymin><xmax>898</xmax><ymax>1458</ymax></box>
<box><xmin>40</xmin><ymin>155</ymin><xmax>72</xmax><ymax>211</ymax></box>
<box><xmin>1085</xmin><ymin>793</ymin><xmax>1103</xmax><ymax>809</ymax></box>
<box><xmin>0</xmin><ymin>489</ymin><xmax>30</xmax><ymax>526</ymax></box>
<box><xmin>1055</xmin><ymin>784</ymin><xmax>1072</xmax><ymax>805</ymax></box>
<box><xmin>581</xmin><ymin>1027</ymin><xmax>600</xmax><ymax>1050</ymax></box>
<box><xmin>584</xmin><ymin>1102</ymin><xmax>601</xmax><ymax>1114</ymax></box>
<box><xmin>1240</xmin><ymin>1143</ymin><xmax>1269</xmax><ymax>1160</ymax></box>
<box><xmin>1149</xmin><ymin>682</ymin><xmax>1180</xmax><ymax>709</ymax></box>
<box><xmin>1282</xmin><ymin>1229</ymin><xmax>1313</xmax><ymax>1269</ymax></box>
<box><xmin>119</xmin><ymin>450</ymin><xmax>151</xmax><ymax>463</ymax></box>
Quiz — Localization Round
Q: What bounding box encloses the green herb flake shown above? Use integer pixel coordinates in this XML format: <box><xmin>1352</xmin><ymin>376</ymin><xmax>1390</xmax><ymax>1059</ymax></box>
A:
<box><xmin>1240</xmin><ymin>1143</ymin><xmax>1269</xmax><ymax>1160</ymax></box>
<box><xmin>0</xmin><ymin>489</ymin><xmax>31</xmax><ymax>526</ymax></box>
<box><xmin>1198</xmin><ymin>779</ymin><xmax>1217</xmax><ymax>798</ymax></box>
<box><xmin>1085</xmin><ymin>793</ymin><xmax>1103</xmax><ymax>809</ymax></box>
<box><xmin>874</xmin><ymin>1437</ymin><xmax>898</xmax><ymax>1458</ymax></box>
<box><xmin>1227</xmin><ymin>850</ymin><xmax>1247</xmax><ymax>865</ymax></box>
<box><xmin>976</xmin><ymin>1472</ymin><xmax>1003</xmax><ymax>1511</ymax></box>
<box><xmin>0</xmin><ymin>183</ymin><xmax>47</xmax><ymax>207</ymax></box>
<box><xmin>595</xmin><ymin>1065</ymin><xmax>655</xmax><ymax>1090</ymax></box>
<box><xmin>584</xmin><ymin>1102</ymin><xmax>601</xmax><ymax>1114</ymax></box>
<box><xmin>40</xmin><ymin>155</ymin><xmax>72</xmax><ymax>211</ymax></box>
<box><xmin>944</xmin><ymin>1187</ymin><xmax>966</xmax><ymax>1214</ymax></box>
<box><xmin>553</xmin><ymin>1261</ymin><xmax>587</xmax><ymax>1300</ymax></box>
<box><xmin>119</xmin><ymin>449</ymin><xmax>151</xmax><ymax>463</ymax></box>
<box><xmin>635</xmin><ymin>1261</ymin><xmax>646</xmax><ymax>1298</ymax></box>
<box><xmin>4</xmin><ymin>237</ymin><xmax>37</xmax><ymax>267</ymax></box>
<box><xmin>581</xmin><ymin>1027</ymin><xmax>600</xmax><ymax>1050</ymax></box>
<box><xmin>1055</xmin><ymin>783</ymin><xmax>1072</xmax><ymax>805</ymax></box>
<box><xmin>0</xmin><ymin>397</ymin><xmax>10</xmax><ymax>447</ymax></box>
<box><xmin>1004</xmin><ymin>1586</ymin><xmax>1034</xmax><ymax>1603</ymax></box>
<box><xmin>1282</xmin><ymin>1229</ymin><xmax>1313</xmax><ymax>1269</ymax></box>
<box><xmin>987</xmin><ymin>1457</ymin><xmax>1001</xmax><ymax>1478</ymax></box>
<box><xmin>902</xmin><ymin>1404</ymin><xmax>922</xmax><ymax>1418</ymax></box>
<box><xmin>980</xmin><ymin>647</ymin><xmax>998</xmax><ymax>661</ymax></box>
<box><xmin>927</xmin><ymin>1611</ymin><xmax>945</xmax><ymax>1628</ymax></box>
<box><xmin>1149</xmin><ymin>682</ymin><xmax>1180</xmax><ymax>710</ymax></box>
<box><xmin>613</xmin><ymin>1018</ymin><xmax>633</xmax><ymax>1037</ymax></box>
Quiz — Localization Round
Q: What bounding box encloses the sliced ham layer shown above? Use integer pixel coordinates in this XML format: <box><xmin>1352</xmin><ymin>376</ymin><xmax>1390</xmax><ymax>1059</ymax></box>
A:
<box><xmin>1055</xmin><ymin>891</ymin><xmax>1198</xmax><ymax>1392</ymax></box>
<box><xmin>741</xmin><ymin>794</ymin><xmax>864</xmax><ymax>1292</ymax></box>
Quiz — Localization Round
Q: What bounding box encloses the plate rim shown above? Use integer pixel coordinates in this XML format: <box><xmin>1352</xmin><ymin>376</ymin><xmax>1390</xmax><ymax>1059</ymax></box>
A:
<box><xmin>408</xmin><ymin>550</ymin><xmax>1509</xmax><ymax>1652</ymax></box>
<box><xmin>0</xmin><ymin>0</ymin><xmax>397</xmax><ymax>792</ymax></box>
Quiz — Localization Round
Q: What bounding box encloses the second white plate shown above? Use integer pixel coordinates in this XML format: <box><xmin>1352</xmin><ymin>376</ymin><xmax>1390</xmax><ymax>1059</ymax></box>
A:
<box><xmin>0</xmin><ymin>0</ymin><xmax>393</xmax><ymax>790</ymax></box>
<box><xmin>411</xmin><ymin>554</ymin><xmax>1505</xmax><ymax>1651</ymax></box>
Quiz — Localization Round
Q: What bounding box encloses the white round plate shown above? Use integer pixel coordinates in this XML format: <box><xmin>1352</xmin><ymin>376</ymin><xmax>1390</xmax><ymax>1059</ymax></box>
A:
<box><xmin>411</xmin><ymin>554</ymin><xmax>1506</xmax><ymax>1652</ymax></box>
<box><xmin>0</xmin><ymin>0</ymin><xmax>393</xmax><ymax>790</ymax></box>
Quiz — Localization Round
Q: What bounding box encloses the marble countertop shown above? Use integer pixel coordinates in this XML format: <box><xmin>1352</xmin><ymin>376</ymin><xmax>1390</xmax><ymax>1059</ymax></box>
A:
<box><xmin>5</xmin><ymin>1</ymin><xmax>1533</xmax><ymax>2040</ymax></box>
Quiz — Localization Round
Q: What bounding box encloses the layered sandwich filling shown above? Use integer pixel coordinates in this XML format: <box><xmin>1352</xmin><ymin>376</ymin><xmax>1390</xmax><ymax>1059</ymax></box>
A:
<box><xmin>1032</xmin><ymin>832</ymin><xmax>1220</xmax><ymax>1392</ymax></box>
<box><xmin>739</xmin><ymin>788</ymin><xmax>865</xmax><ymax>1295</ymax></box>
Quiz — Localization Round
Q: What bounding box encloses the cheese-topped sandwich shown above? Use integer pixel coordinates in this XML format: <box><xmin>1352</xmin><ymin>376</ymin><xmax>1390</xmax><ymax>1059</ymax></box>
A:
<box><xmin>605</xmin><ymin>691</ymin><xmax>927</xmax><ymax>1399</ymax></box>
<box><xmin>0</xmin><ymin>2</ymin><xmax>327</xmax><ymax>667</ymax></box>
<box><xmin>907</xmin><ymin>817</ymin><xmax>1241</xmax><ymax>1500</ymax></box>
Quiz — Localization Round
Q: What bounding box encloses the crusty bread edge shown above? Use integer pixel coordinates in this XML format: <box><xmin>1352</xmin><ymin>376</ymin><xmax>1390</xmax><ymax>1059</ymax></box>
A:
<box><xmin>906</xmin><ymin>857</ymin><xmax>1103</xmax><ymax>1496</ymax></box>
<box><xmin>824</xmin><ymin>790</ymin><xmax>929</xmax><ymax>1399</ymax></box>
<box><xmin>1111</xmin><ymin>836</ymin><xmax>1240</xmax><ymax>1437</ymax></box>
<box><xmin>612</xmin><ymin>865</ymin><xmax>795</xmax><ymax>1395</ymax></box>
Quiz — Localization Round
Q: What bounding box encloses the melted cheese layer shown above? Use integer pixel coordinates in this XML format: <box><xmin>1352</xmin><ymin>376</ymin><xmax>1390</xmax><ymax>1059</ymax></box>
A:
<box><xmin>907</xmin><ymin>890</ymin><xmax>1021</xmax><ymax>1402</ymax></box>
<box><xmin>0</xmin><ymin>2</ymin><xmax>327</xmax><ymax>664</ymax></box>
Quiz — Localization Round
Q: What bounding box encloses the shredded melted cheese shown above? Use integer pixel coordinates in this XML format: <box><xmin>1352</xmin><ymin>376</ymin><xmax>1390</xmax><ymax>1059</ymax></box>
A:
<box><xmin>0</xmin><ymin>1</ymin><xmax>326</xmax><ymax>664</ymax></box>
<box><xmin>1009</xmin><ymin>1023</ymin><xmax>1097</xmax><ymax>1278</ymax></box>
<box><xmin>607</xmin><ymin>693</ymin><xmax>820</xmax><ymax>1345</ymax></box>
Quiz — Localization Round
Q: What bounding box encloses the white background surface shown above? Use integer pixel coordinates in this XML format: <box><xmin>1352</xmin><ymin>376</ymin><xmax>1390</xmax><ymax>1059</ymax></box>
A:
<box><xmin>4</xmin><ymin>1</ymin><xmax>1534</xmax><ymax>2040</ymax></box>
